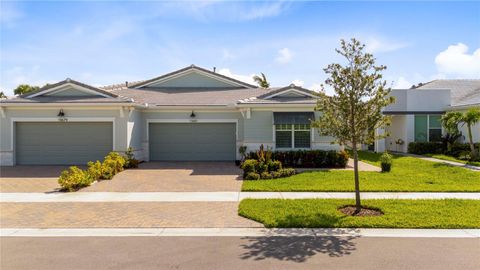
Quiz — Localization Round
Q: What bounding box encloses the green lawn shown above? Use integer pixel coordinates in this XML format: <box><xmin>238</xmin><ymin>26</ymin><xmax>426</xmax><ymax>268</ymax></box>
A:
<box><xmin>238</xmin><ymin>199</ymin><xmax>480</xmax><ymax>228</ymax></box>
<box><xmin>424</xmin><ymin>154</ymin><xmax>480</xmax><ymax>167</ymax></box>
<box><xmin>242</xmin><ymin>151</ymin><xmax>480</xmax><ymax>192</ymax></box>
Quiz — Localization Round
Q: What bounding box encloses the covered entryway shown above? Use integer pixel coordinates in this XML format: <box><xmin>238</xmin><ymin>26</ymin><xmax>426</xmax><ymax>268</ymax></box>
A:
<box><xmin>15</xmin><ymin>122</ymin><xmax>113</xmax><ymax>165</ymax></box>
<box><xmin>149</xmin><ymin>123</ymin><xmax>236</xmax><ymax>161</ymax></box>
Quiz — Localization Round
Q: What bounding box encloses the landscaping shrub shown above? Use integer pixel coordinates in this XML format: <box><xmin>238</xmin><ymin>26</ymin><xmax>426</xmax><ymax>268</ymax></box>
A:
<box><xmin>245</xmin><ymin>172</ymin><xmax>261</xmax><ymax>180</ymax></box>
<box><xmin>104</xmin><ymin>152</ymin><xmax>126</xmax><ymax>173</ymax></box>
<box><xmin>247</xmin><ymin>149</ymin><xmax>349</xmax><ymax>168</ymax></box>
<box><xmin>87</xmin><ymin>160</ymin><xmax>103</xmax><ymax>180</ymax></box>
<box><xmin>408</xmin><ymin>142</ymin><xmax>444</xmax><ymax>155</ymax></box>
<box><xmin>278</xmin><ymin>168</ymin><xmax>296</xmax><ymax>178</ymax></box>
<box><xmin>268</xmin><ymin>160</ymin><xmax>282</xmax><ymax>172</ymax></box>
<box><xmin>241</xmin><ymin>159</ymin><xmax>258</xmax><ymax>177</ymax></box>
<box><xmin>260</xmin><ymin>172</ymin><xmax>273</xmax><ymax>179</ymax></box>
<box><xmin>58</xmin><ymin>166</ymin><xmax>93</xmax><ymax>192</ymax></box>
<box><xmin>124</xmin><ymin>147</ymin><xmax>139</xmax><ymax>169</ymax></box>
<box><xmin>379</xmin><ymin>152</ymin><xmax>393</xmax><ymax>172</ymax></box>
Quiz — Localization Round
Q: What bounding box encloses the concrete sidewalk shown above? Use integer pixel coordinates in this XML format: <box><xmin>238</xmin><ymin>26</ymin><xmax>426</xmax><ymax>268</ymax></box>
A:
<box><xmin>397</xmin><ymin>152</ymin><xmax>480</xmax><ymax>171</ymax></box>
<box><xmin>2</xmin><ymin>191</ymin><xmax>480</xmax><ymax>202</ymax></box>
<box><xmin>2</xmin><ymin>228</ymin><xmax>479</xmax><ymax>238</ymax></box>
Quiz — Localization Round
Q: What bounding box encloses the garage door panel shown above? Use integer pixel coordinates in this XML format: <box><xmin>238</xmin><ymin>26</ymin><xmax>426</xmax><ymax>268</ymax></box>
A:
<box><xmin>149</xmin><ymin>123</ymin><xmax>236</xmax><ymax>161</ymax></box>
<box><xmin>16</xmin><ymin>122</ymin><xmax>113</xmax><ymax>165</ymax></box>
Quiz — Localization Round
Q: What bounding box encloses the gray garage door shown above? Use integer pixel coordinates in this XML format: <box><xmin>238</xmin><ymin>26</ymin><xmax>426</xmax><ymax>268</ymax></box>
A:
<box><xmin>16</xmin><ymin>122</ymin><xmax>113</xmax><ymax>165</ymax></box>
<box><xmin>149</xmin><ymin>123</ymin><xmax>236</xmax><ymax>161</ymax></box>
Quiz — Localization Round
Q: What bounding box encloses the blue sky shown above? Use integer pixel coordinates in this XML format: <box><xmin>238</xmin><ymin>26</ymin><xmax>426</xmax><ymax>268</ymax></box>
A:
<box><xmin>1</xmin><ymin>1</ymin><xmax>479</xmax><ymax>95</ymax></box>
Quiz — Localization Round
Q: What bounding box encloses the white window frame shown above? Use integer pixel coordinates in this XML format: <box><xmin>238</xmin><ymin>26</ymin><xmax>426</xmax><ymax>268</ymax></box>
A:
<box><xmin>427</xmin><ymin>114</ymin><xmax>442</xmax><ymax>142</ymax></box>
<box><xmin>274</xmin><ymin>124</ymin><xmax>312</xmax><ymax>150</ymax></box>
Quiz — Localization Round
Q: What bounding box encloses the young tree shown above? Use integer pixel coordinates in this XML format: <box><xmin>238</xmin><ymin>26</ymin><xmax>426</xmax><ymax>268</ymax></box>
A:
<box><xmin>253</xmin><ymin>73</ymin><xmax>270</xmax><ymax>88</ymax></box>
<box><xmin>461</xmin><ymin>108</ymin><xmax>480</xmax><ymax>159</ymax></box>
<box><xmin>0</xmin><ymin>91</ymin><xmax>6</xmax><ymax>98</ymax></box>
<box><xmin>13</xmin><ymin>84</ymin><xmax>40</xmax><ymax>96</ymax></box>
<box><xmin>313</xmin><ymin>38</ymin><xmax>394</xmax><ymax>214</ymax></box>
<box><xmin>441</xmin><ymin>111</ymin><xmax>463</xmax><ymax>152</ymax></box>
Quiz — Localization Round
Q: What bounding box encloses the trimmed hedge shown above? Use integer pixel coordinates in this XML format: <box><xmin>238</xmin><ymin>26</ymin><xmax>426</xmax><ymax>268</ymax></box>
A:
<box><xmin>241</xmin><ymin>159</ymin><xmax>295</xmax><ymax>180</ymax></box>
<box><xmin>408</xmin><ymin>142</ymin><xmax>480</xmax><ymax>156</ymax></box>
<box><xmin>246</xmin><ymin>150</ymin><xmax>349</xmax><ymax>168</ymax></box>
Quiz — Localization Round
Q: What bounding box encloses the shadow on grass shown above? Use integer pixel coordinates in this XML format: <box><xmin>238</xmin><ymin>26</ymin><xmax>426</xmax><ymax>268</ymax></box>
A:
<box><xmin>239</xmin><ymin>214</ymin><xmax>357</xmax><ymax>262</ymax></box>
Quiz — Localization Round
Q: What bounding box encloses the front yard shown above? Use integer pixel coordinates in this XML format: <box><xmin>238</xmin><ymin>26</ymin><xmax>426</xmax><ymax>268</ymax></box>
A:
<box><xmin>242</xmin><ymin>151</ymin><xmax>480</xmax><ymax>192</ymax></box>
<box><xmin>238</xmin><ymin>199</ymin><xmax>480</xmax><ymax>228</ymax></box>
<box><xmin>424</xmin><ymin>153</ymin><xmax>480</xmax><ymax>167</ymax></box>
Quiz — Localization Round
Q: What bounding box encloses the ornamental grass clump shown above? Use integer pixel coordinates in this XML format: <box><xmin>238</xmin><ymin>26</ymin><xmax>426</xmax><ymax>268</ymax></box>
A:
<box><xmin>379</xmin><ymin>152</ymin><xmax>393</xmax><ymax>172</ymax></box>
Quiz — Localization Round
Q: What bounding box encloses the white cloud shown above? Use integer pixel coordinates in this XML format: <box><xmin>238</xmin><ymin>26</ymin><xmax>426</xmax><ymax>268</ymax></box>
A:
<box><xmin>393</xmin><ymin>77</ymin><xmax>412</xmax><ymax>89</ymax></box>
<box><xmin>217</xmin><ymin>68</ymin><xmax>256</xmax><ymax>85</ymax></box>
<box><xmin>364</xmin><ymin>37</ymin><xmax>409</xmax><ymax>53</ymax></box>
<box><xmin>221</xmin><ymin>49</ymin><xmax>235</xmax><ymax>61</ymax></box>
<box><xmin>435</xmin><ymin>43</ymin><xmax>480</xmax><ymax>78</ymax></box>
<box><xmin>309</xmin><ymin>83</ymin><xmax>322</xmax><ymax>92</ymax></box>
<box><xmin>291</xmin><ymin>79</ymin><xmax>304</xmax><ymax>86</ymax></box>
<box><xmin>276</xmin><ymin>48</ymin><xmax>292</xmax><ymax>64</ymax></box>
<box><xmin>166</xmin><ymin>1</ymin><xmax>291</xmax><ymax>22</ymax></box>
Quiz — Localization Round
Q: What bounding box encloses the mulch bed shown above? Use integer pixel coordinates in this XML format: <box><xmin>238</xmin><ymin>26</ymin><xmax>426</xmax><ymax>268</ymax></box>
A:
<box><xmin>338</xmin><ymin>205</ymin><xmax>384</xmax><ymax>216</ymax></box>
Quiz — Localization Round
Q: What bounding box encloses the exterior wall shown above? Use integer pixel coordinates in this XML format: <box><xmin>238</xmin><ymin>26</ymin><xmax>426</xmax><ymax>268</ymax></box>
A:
<box><xmin>45</xmin><ymin>87</ymin><xmax>96</xmax><ymax>97</ymax></box>
<box><xmin>127</xmin><ymin>109</ymin><xmax>144</xmax><ymax>160</ymax></box>
<box><xmin>0</xmin><ymin>106</ymin><xmax>128</xmax><ymax>166</ymax></box>
<box><xmin>385</xmin><ymin>115</ymin><xmax>407</xmax><ymax>152</ymax></box>
<box><xmin>385</xmin><ymin>89</ymin><xmax>450</xmax><ymax>112</ymax></box>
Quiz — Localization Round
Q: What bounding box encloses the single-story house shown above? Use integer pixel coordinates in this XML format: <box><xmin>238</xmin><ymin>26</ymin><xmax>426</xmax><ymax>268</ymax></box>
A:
<box><xmin>0</xmin><ymin>65</ymin><xmax>338</xmax><ymax>166</ymax></box>
<box><xmin>376</xmin><ymin>80</ymin><xmax>480</xmax><ymax>153</ymax></box>
<box><xmin>1</xmin><ymin>66</ymin><xmax>478</xmax><ymax>166</ymax></box>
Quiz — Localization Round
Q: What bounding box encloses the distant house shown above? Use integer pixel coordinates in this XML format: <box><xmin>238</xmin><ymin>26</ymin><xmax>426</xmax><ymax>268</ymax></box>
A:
<box><xmin>0</xmin><ymin>65</ymin><xmax>338</xmax><ymax>166</ymax></box>
<box><xmin>376</xmin><ymin>80</ymin><xmax>480</xmax><ymax>153</ymax></box>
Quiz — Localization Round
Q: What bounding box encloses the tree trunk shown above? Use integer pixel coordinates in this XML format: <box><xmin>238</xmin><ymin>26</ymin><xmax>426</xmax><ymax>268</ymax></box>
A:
<box><xmin>467</xmin><ymin>124</ymin><xmax>477</xmax><ymax>158</ymax></box>
<box><xmin>352</xmin><ymin>142</ymin><xmax>361</xmax><ymax>214</ymax></box>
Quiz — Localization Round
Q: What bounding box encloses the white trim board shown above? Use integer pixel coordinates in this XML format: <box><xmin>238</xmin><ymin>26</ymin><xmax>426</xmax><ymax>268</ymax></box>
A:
<box><xmin>263</xmin><ymin>88</ymin><xmax>318</xmax><ymax>99</ymax></box>
<box><xmin>135</xmin><ymin>69</ymin><xmax>248</xmax><ymax>89</ymax></box>
<box><xmin>26</xmin><ymin>83</ymin><xmax>111</xmax><ymax>98</ymax></box>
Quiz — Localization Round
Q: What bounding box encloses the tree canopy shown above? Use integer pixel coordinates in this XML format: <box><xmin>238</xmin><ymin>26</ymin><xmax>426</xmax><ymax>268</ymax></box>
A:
<box><xmin>313</xmin><ymin>38</ymin><xmax>394</xmax><ymax>213</ymax></box>
<box><xmin>13</xmin><ymin>84</ymin><xmax>40</xmax><ymax>96</ymax></box>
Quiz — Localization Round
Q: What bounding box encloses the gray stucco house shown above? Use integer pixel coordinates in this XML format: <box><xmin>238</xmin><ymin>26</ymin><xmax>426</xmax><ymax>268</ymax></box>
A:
<box><xmin>376</xmin><ymin>80</ymin><xmax>480</xmax><ymax>153</ymax></box>
<box><xmin>0</xmin><ymin>65</ymin><xmax>337</xmax><ymax>165</ymax></box>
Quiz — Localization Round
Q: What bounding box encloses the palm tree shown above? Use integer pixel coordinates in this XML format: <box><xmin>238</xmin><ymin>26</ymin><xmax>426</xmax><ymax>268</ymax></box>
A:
<box><xmin>461</xmin><ymin>108</ymin><xmax>480</xmax><ymax>158</ymax></box>
<box><xmin>253</xmin><ymin>73</ymin><xmax>270</xmax><ymax>88</ymax></box>
<box><xmin>441</xmin><ymin>111</ymin><xmax>463</xmax><ymax>152</ymax></box>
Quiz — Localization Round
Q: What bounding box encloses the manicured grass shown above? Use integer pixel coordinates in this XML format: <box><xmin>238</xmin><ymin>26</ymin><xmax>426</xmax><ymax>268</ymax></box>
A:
<box><xmin>238</xmin><ymin>199</ymin><xmax>480</xmax><ymax>228</ymax></box>
<box><xmin>424</xmin><ymin>154</ymin><xmax>480</xmax><ymax>167</ymax></box>
<box><xmin>242</xmin><ymin>151</ymin><xmax>480</xmax><ymax>192</ymax></box>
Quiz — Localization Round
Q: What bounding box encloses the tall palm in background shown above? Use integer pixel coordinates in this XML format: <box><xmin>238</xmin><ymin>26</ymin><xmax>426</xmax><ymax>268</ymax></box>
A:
<box><xmin>253</xmin><ymin>73</ymin><xmax>270</xmax><ymax>88</ymax></box>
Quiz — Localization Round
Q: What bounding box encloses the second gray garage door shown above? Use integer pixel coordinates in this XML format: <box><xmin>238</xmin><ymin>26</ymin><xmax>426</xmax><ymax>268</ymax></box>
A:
<box><xmin>16</xmin><ymin>122</ymin><xmax>113</xmax><ymax>165</ymax></box>
<box><xmin>149</xmin><ymin>123</ymin><xmax>236</xmax><ymax>161</ymax></box>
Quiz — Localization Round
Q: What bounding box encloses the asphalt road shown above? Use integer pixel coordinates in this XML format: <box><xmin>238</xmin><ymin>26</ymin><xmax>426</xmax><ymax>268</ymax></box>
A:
<box><xmin>1</xmin><ymin>236</ymin><xmax>479</xmax><ymax>270</ymax></box>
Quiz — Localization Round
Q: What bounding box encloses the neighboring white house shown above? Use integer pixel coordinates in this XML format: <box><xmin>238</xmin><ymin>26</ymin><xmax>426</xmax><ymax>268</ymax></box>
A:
<box><xmin>375</xmin><ymin>80</ymin><xmax>480</xmax><ymax>153</ymax></box>
<box><xmin>0</xmin><ymin>65</ymin><xmax>338</xmax><ymax>166</ymax></box>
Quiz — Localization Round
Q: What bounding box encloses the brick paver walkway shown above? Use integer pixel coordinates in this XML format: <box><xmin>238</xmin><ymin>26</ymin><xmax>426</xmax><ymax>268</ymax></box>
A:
<box><xmin>0</xmin><ymin>166</ymin><xmax>66</xmax><ymax>193</ymax></box>
<box><xmin>0</xmin><ymin>202</ymin><xmax>261</xmax><ymax>228</ymax></box>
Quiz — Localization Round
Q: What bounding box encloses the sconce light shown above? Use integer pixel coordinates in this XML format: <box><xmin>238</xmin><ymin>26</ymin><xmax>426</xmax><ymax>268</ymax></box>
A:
<box><xmin>57</xmin><ymin>109</ymin><xmax>65</xmax><ymax>117</ymax></box>
<box><xmin>190</xmin><ymin>111</ymin><xmax>196</xmax><ymax>118</ymax></box>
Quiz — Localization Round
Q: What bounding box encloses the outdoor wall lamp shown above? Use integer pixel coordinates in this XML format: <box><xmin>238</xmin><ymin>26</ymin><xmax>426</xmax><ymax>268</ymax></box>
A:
<box><xmin>57</xmin><ymin>109</ymin><xmax>65</xmax><ymax>117</ymax></box>
<box><xmin>190</xmin><ymin>111</ymin><xmax>196</xmax><ymax>118</ymax></box>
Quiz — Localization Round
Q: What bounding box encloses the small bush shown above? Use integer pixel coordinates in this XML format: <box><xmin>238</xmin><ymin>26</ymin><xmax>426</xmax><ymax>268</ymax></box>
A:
<box><xmin>257</xmin><ymin>162</ymin><xmax>268</xmax><ymax>174</ymax></box>
<box><xmin>87</xmin><ymin>160</ymin><xmax>103</xmax><ymax>180</ymax></box>
<box><xmin>268</xmin><ymin>160</ymin><xmax>282</xmax><ymax>172</ymax></box>
<box><xmin>241</xmin><ymin>159</ymin><xmax>258</xmax><ymax>177</ymax></box>
<box><xmin>260</xmin><ymin>172</ymin><xmax>273</xmax><ymax>179</ymax></box>
<box><xmin>408</xmin><ymin>142</ymin><xmax>445</xmax><ymax>155</ymax></box>
<box><xmin>97</xmin><ymin>152</ymin><xmax>126</xmax><ymax>180</ymax></box>
<box><xmin>58</xmin><ymin>166</ymin><xmax>93</xmax><ymax>192</ymax></box>
<box><xmin>245</xmin><ymin>172</ymin><xmax>261</xmax><ymax>180</ymax></box>
<box><xmin>271</xmin><ymin>171</ymin><xmax>282</xmax><ymax>178</ymax></box>
<box><xmin>278</xmin><ymin>168</ymin><xmax>296</xmax><ymax>178</ymax></box>
<box><xmin>124</xmin><ymin>147</ymin><xmax>139</xmax><ymax>169</ymax></box>
<box><xmin>379</xmin><ymin>152</ymin><xmax>393</xmax><ymax>172</ymax></box>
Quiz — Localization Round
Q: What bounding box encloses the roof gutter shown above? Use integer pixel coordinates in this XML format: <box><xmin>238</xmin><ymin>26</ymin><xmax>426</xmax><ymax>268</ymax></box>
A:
<box><xmin>0</xmin><ymin>102</ymin><xmax>144</xmax><ymax>108</ymax></box>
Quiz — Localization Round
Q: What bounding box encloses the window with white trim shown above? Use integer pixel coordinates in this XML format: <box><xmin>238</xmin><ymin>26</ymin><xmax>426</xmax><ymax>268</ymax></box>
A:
<box><xmin>275</xmin><ymin>124</ymin><xmax>311</xmax><ymax>149</ymax></box>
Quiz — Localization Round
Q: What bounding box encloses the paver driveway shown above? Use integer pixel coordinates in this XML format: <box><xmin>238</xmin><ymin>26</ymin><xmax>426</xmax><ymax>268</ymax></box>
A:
<box><xmin>82</xmin><ymin>162</ymin><xmax>243</xmax><ymax>192</ymax></box>
<box><xmin>0</xmin><ymin>162</ymin><xmax>243</xmax><ymax>193</ymax></box>
<box><xmin>0</xmin><ymin>166</ymin><xmax>67</xmax><ymax>193</ymax></box>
